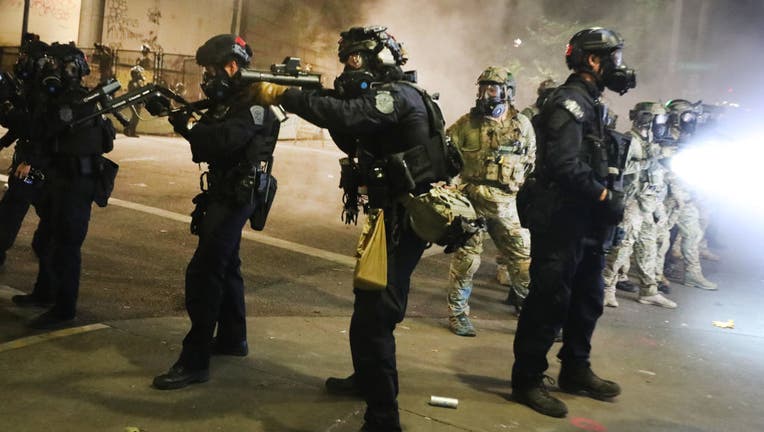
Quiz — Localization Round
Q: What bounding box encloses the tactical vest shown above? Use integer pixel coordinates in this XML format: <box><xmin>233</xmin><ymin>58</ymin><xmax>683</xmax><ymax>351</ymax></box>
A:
<box><xmin>451</xmin><ymin>108</ymin><xmax>532</xmax><ymax>192</ymax></box>
<box><xmin>372</xmin><ymin>81</ymin><xmax>462</xmax><ymax>196</ymax></box>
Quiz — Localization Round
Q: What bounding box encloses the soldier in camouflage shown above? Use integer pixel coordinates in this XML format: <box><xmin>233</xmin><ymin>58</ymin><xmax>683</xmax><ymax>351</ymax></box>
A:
<box><xmin>446</xmin><ymin>66</ymin><xmax>535</xmax><ymax>336</ymax></box>
<box><xmin>602</xmin><ymin>102</ymin><xmax>677</xmax><ymax>308</ymax></box>
<box><xmin>661</xmin><ymin>100</ymin><xmax>717</xmax><ymax>290</ymax></box>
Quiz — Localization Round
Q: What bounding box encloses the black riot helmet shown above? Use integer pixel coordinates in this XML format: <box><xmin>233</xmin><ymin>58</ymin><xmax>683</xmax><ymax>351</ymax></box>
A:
<box><xmin>40</xmin><ymin>42</ymin><xmax>90</xmax><ymax>94</ymax></box>
<box><xmin>334</xmin><ymin>25</ymin><xmax>408</xmax><ymax>98</ymax></box>
<box><xmin>13</xmin><ymin>34</ymin><xmax>49</xmax><ymax>82</ymax></box>
<box><xmin>666</xmin><ymin>99</ymin><xmax>702</xmax><ymax>137</ymax></box>
<box><xmin>195</xmin><ymin>34</ymin><xmax>253</xmax><ymax>101</ymax></box>
<box><xmin>565</xmin><ymin>27</ymin><xmax>636</xmax><ymax>95</ymax></box>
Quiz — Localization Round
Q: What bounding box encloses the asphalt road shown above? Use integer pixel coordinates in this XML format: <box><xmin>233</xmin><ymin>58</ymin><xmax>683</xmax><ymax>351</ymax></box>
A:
<box><xmin>0</xmin><ymin>133</ymin><xmax>519</xmax><ymax>334</ymax></box>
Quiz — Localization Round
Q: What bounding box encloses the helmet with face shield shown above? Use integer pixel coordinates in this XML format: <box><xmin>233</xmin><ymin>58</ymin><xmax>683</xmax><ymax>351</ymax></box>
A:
<box><xmin>474</xmin><ymin>66</ymin><xmax>515</xmax><ymax>118</ymax></box>
<box><xmin>334</xmin><ymin>25</ymin><xmax>407</xmax><ymax>98</ymax></box>
<box><xmin>629</xmin><ymin>101</ymin><xmax>668</xmax><ymax>140</ymax></box>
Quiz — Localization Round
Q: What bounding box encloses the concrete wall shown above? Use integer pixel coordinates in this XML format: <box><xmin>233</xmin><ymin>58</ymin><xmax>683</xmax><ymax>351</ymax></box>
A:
<box><xmin>101</xmin><ymin>0</ymin><xmax>234</xmax><ymax>54</ymax></box>
<box><xmin>0</xmin><ymin>0</ymin><xmax>83</xmax><ymax>45</ymax></box>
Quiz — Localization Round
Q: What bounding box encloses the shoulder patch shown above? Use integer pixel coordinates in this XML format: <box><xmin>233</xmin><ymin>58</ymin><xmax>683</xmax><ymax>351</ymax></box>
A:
<box><xmin>562</xmin><ymin>99</ymin><xmax>584</xmax><ymax>121</ymax></box>
<box><xmin>375</xmin><ymin>91</ymin><xmax>395</xmax><ymax>114</ymax></box>
<box><xmin>249</xmin><ymin>105</ymin><xmax>265</xmax><ymax>126</ymax></box>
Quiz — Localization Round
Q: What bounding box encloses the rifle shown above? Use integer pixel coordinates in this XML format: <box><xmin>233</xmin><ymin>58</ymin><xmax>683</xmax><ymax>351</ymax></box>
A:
<box><xmin>69</xmin><ymin>57</ymin><xmax>321</xmax><ymax>128</ymax></box>
<box><xmin>600</xmin><ymin>128</ymin><xmax>632</xmax><ymax>251</ymax></box>
<box><xmin>239</xmin><ymin>57</ymin><xmax>322</xmax><ymax>89</ymax></box>
<box><xmin>69</xmin><ymin>81</ymin><xmax>197</xmax><ymax>128</ymax></box>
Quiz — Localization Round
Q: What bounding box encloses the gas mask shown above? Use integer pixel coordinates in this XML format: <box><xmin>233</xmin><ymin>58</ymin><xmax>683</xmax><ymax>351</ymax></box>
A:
<box><xmin>39</xmin><ymin>57</ymin><xmax>64</xmax><ymax>94</ymax></box>
<box><xmin>201</xmin><ymin>67</ymin><xmax>237</xmax><ymax>101</ymax></box>
<box><xmin>474</xmin><ymin>83</ymin><xmax>510</xmax><ymax>118</ymax></box>
<box><xmin>39</xmin><ymin>53</ymin><xmax>88</xmax><ymax>95</ymax></box>
<box><xmin>599</xmin><ymin>49</ymin><xmax>636</xmax><ymax>95</ymax></box>
<box><xmin>651</xmin><ymin>113</ymin><xmax>669</xmax><ymax>140</ymax></box>
<box><xmin>677</xmin><ymin>110</ymin><xmax>697</xmax><ymax>136</ymax></box>
<box><xmin>334</xmin><ymin>69</ymin><xmax>376</xmax><ymax>99</ymax></box>
<box><xmin>14</xmin><ymin>54</ymin><xmax>43</xmax><ymax>81</ymax></box>
<box><xmin>334</xmin><ymin>51</ymin><xmax>378</xmax><ymax>99</ymax></box>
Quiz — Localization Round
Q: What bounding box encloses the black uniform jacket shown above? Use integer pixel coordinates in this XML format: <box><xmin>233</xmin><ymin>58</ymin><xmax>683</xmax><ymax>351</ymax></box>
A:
<box><xmin>184</xmin><ymin>89</ymin><xmax>276</xmax><ymax>172</ymax></box>
<box><xmin>536</xmin><ymin>73</ymin><xmax>608</xmax><ymax>237</ymax></box>
<box><xmin>280</xmin><ymin>82</ymin><xmax>430</xmax><ymax>164</ymax></box>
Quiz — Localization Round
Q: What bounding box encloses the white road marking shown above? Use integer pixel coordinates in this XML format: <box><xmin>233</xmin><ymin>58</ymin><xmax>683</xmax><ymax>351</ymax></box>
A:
<box><xmin>107</xmin><ymin>198</ymin><xmax>356</xmax><ymax>267</ymax></box>
<box><xmin>1</xmin><ymin>144</ymin><xmax>446</xmax><ymax>268</ymax></box>
<box><xmin>0</xmin><ymin>323</ymin><xmax>110</xmax><ymax>353</ymax></box>
<box><xmin>0</xmin><ymin>285</ymin><xmax>109</xmax><ymax>352</ymax></box>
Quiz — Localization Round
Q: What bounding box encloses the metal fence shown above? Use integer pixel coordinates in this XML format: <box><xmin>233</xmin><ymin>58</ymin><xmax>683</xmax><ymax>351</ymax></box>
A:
<box><xmin>0</xmin><ymin>44</ymin><xmax>331</xmax><ymax>145</ymax></box>
<box><xmin>0</xmin><ymin>45</ymin><xmax>202</xmax><ymax>102</ymax></box>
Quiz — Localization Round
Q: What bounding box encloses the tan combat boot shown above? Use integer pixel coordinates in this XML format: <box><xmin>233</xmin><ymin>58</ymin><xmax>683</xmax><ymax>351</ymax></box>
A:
<box><xmin>684</xmin><ymin>271</ymin><xmax>718</xmax><ymax>290</ymax></box>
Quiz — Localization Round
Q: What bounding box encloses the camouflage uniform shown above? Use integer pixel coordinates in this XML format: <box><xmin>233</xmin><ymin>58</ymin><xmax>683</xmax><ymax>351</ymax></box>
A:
<box><xmin>604</xmin><ymin>130</ymin><xmax>677</xmax><ymax>308</ymax></box>
<box><xmin>447</xmin><ymin>107</ymin><xmax>535</xmax><ymax>318</ymax></box>
<box><xmin>661</xmin><ymin>174</ymin><xmax>716</xmax><ymax>289</ymax></box>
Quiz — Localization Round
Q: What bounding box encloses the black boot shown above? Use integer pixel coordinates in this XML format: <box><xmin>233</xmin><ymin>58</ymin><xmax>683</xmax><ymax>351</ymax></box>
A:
<box><xmin>153</xmin><ymin>364</ymin><xmax>210</xmax><ymax>390</ymax></box>
<box><xmin>615</xmin><ymin>280</ymin><xmax>638</xmax><ymax>293</ymax></box>
<box><xmin>325</xmin><ymin>373</ymin><xmax>362</xmax><ymax>397</ymax></box>
<box><xmin>558</xmin><ymin>365</ymin><xmax>621</xmax><ymax>400</ymax></box>
<box><xmin>512</xmin><ymin>376</ymin><xmax>568</xmax><ymax>418</ymax></box>
<box><xmin>12</xmin><ymin>294</ymin><xmax>54</xmax><ymax>308</ymax></box>
<box><xmin>211</xmin><ymin>337</ymin><xmax>249</xmax><ymax>357</ymax></box>
<box><xmin>504</xmin><ymin>289</ymin><xmax>523</xmax><ymax>315</ymax></box>
<box><xmin>28</xmin><ymin>310</ymin><xmax>76</xmax><ymax>330</ymax></box>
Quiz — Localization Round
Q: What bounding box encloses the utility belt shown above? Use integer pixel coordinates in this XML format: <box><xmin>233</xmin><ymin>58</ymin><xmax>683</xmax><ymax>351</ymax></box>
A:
<box><xmin>192</xmin><ymin>162</ymin><xmax>277</xmax><ymax>234</ymax></box>
<box><xmin>50</xmin><ymin>154</ymin><xmax>99</xmax><ymax>176</ymax></box>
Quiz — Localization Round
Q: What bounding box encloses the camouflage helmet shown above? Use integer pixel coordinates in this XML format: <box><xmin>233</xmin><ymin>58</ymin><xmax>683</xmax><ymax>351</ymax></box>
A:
<box><xmin>537</xmin><ymin>78</ymin><xmax>556</xmax><ymax>95</ymax></box>
<box><xmin>630</xmin><ymin>101</ymin><xmax>667</xmax><ymax>121</ymax></box>
<box><xmin>666</xmin><ymin>99</ymin><xmax>702</xmax><ymax>134</ymax></box>
<box><xmin>630</xmin><ymin>101</ymin><xmax>669</xmax><ymax>138</ymax></box>
<box><xmin>476</xmin><ymin>66</ymin><xmax>516</xmax><ymax>101</ymax></box>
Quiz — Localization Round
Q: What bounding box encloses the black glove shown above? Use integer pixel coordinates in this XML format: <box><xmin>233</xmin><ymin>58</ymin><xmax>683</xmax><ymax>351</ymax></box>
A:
<box><xmin>168</xmin><ymin>110</ymin><xmax>192</xmax><ymax>136</ymax></box>
<box><xmin>601</xmin><ymin>189</ymin><xmax>626</xmax><ymax>225</ymax></box>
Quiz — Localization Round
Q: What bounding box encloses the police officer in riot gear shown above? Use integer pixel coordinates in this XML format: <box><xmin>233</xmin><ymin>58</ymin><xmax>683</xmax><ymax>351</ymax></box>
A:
<box><xmin>0</xmin><ymin>35</ymin><xmax>49</xmax><ymax>273</ymax></box>
<box><xmin>512</xmin><ymin>27</ymin><xmax>635</xmax><ymax>417</ymax></box>
<box><xmin>152</xmin><ymin>34</ymin><xmax>281</xmax><ymax>390</ymax></box>
<box><xmin>13</xmin><ymin>42</ymin><xmax>116</xmax><ymax>329</ymax></box>
<box><xmin>250</xmin><ymin>25</ymin><xmax>457</xmax><ymax>431</ymax></box>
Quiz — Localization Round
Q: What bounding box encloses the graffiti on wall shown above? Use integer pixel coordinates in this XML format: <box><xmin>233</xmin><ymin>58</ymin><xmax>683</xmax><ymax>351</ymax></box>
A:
<box><xmin>106</xmin><ymin>0</ymin><xmax>142</xmax><ymax>46</ymax></box>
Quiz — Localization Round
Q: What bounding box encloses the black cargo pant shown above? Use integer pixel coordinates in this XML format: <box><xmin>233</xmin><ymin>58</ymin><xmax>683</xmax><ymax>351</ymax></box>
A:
<box><xmin>34</xmin><ymin>163</ymin><xmax>97</xmax><ymax>318</ymax></box>
<box><xmin>177</xmin><ymin>197</ymin><xmax>255</xmax><ymax>371</ymax></box>
<box><xmin>350</xmin><ymin>205</ymin><xmax>428</xmax><ymax>432</ymax></box>
<box><xmin>511</xmin><ymin>230</ymin><xmax>605</xmax><ymax>388</ymax></box>
<box><xmin>0</xmin><ymin>174</ymin><xmax>40</xmax><ymax>266</ymax></box>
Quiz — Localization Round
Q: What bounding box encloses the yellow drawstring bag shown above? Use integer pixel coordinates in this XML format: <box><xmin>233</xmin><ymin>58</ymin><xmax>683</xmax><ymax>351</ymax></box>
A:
<box><xmin>353</xmin><ymin>208</ymin><xmax>388</xmax><ymax>290</ymax></box>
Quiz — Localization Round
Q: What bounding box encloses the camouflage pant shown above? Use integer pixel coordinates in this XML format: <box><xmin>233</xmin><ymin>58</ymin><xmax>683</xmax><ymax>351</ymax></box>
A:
<box><xmin>447</xmin><ymin>184</ymin><xmax>530</xmax><ymax>316</ymax></box>
<box><xmin>675</xmin><ymin>201</ymin><xmax>704</xmax><ymax>273</ymax></box>
<box><xmin>603</xmin><ymin>196</ymin><xmax>662</xmax><ymax>296</ymax></box>
<box><xmin>656</xmin><ymin>198</ymin><xmax>703</xmax><ymax>274</ymax></box>
<box><xmin>602</xmin><ymin>199</ymin><xmax>642</xmax><ymax>288</ymax></box>
<box><xmin>655</xmin><ymin>197</ymin><xmax>680</xmax><ymax>280</ymax></box>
